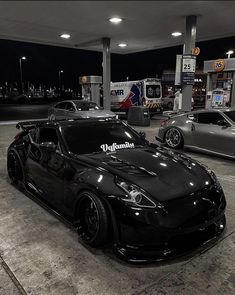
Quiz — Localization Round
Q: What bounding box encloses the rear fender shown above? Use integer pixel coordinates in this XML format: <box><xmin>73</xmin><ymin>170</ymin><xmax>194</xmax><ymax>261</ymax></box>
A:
<box><xmin>7</xmin><ymin>147</ymin><xmax>26</xmax><ymax>184</ymax></box>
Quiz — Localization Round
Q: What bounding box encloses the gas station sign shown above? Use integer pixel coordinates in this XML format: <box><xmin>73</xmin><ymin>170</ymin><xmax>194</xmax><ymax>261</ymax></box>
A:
<box><xmin>192</xmin><ymin>47</ymin><xmax>200</xmax><ymax>56</ymax></box>
<box><xmin>182</xmin><ymin>54</ymin><xmax>196</xmax><ymax>85</ymax></box>
<box><xmin>213</xmin><ymin>59</ymin><xmax>225</xmax><ymax>72</ymax></box>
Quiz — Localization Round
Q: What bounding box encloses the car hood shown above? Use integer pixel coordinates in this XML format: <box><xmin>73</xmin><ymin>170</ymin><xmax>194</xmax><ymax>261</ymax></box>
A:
<box><xmin>80</xmin><ymin>147</ymin><xmax>212</xmax><ymax>202</ymax></box>
<box><xmin>77</xmin><ymin>110</ymin><xmax>115</xmax><ymax>118</ymax></box>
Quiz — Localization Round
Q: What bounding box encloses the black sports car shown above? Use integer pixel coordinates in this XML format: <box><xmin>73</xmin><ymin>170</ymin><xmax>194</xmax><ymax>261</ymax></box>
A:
<box><xmin>7</xmin><ymin>118</ymin><xmax>226</xmax><ymax>263</ymax></box>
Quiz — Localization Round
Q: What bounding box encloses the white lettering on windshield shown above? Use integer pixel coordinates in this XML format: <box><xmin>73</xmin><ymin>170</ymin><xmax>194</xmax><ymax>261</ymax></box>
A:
<box><xmin>100</xmin><ymin>142</ymin><xmax>135</xmax><ymax>153</ymax></box>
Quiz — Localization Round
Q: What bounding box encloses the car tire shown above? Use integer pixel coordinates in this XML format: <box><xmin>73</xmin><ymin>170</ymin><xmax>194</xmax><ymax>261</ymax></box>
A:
<box><xmin>76</xmin><ymin>191</ymin><xmax>110</xmax><ymax>247</ymax></box>
<box><xmin>49</xmin><ymin>114</ymin><xmax>56</xmax><ymax>121</ymax></box>
<box><xmin>7</xmin><ymin>150</ymin><xmax>24</xmax><ymax>185</ymax></box>
<box><xmin>165</xmin><ymin>127</ymin><xmax>184</xmax><ymax>149</ymax></box>
<box><xmin>167</xmin><ymin>101</ymin><xmax>173</xmax><ymax>110</ymax></box>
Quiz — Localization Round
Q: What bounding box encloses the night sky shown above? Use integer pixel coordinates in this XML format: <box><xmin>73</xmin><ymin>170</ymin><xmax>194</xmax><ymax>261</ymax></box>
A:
<box><xmin>0</xmin><ymin>36</ymin><xmax>235</xmax><ymax>89</ymax></box>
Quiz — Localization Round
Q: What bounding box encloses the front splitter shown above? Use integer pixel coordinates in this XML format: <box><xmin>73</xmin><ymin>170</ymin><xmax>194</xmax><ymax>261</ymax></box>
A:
<box><xmin>113</xmin><ymin>214</ymin><xmax>226</xmax><ymax>264</ymax></box>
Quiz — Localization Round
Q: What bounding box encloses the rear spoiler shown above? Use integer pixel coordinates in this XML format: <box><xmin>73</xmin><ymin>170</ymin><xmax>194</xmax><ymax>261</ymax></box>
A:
<box><xmin>16</xmin><ymin>116</ymin><xmax>117</xmax><ymax>130</ymax></box>
<box><xmin>162</xmin><ymin>110</ymin><xmax>188</xmax><ymax>119</ymax></box>
<box><xmin>16</xmin><ymin>119</ymin><xmax>48</xmax><ymax>130</ymax></box>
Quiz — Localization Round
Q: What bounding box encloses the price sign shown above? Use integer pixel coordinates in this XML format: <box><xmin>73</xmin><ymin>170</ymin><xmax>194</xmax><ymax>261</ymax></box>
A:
<box><xmin>182</xmin><ymin>55</ymin><xmax>196</xmax><ymax>85</ymax></box>
<box><xmin>182</xmin><ymin>57</ymin><xmax>196</xmax><ymax>73</ymax></box>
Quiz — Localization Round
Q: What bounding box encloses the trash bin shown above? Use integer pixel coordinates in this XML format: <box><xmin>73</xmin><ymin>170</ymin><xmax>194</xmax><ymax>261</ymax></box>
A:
<box><xmin>127</xmin><ymin>106</ymin><xmax>150</xmax><ymax>126</ymax></box>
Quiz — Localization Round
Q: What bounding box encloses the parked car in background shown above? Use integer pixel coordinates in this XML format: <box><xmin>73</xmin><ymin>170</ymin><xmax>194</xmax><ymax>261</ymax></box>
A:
<box><xmin>7</xmin><ymin>118</ymin><xmax>226</xmax><ymax>262</ymax></box>
<box><xmin>48</xmin><ymin>100</ymin><xmax>117</xmax><ymax>120</ymax></box>
<box><xmin>161</xmin><ymin>95</ymin><xmax>175</xmax><ymax>110</ymax></box>
<box><xmin>157</xmin><ymin>108</ymin><xmax>235</xmax><ymax>159</ymax></box>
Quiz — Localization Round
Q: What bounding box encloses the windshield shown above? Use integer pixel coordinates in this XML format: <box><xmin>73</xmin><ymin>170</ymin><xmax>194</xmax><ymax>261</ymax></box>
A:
<box><xmin>146</xmin><ymin>85</ymin><xmax>161</xmax><ymax>99</ymax></box>
<box><xmin>62</xmin><ymin>121</ymin><xmax>145</xmax><ymax>155</ymax></box>
<box><xmin>74</xmin><ymin>101</ymin><xmax>101</xmax><ymax>111</ymax></box>
<box><xmin>224</xmin><ymin>110</ymin><xmax>235</xmax><ymax>123</ymax></box>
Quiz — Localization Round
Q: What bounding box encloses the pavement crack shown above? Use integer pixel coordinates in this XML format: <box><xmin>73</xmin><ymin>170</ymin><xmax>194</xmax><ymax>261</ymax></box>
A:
<box><xmin>0</xmin><ymin>254</ymin><xmax>27</xmax><ymax>295</ymax></box>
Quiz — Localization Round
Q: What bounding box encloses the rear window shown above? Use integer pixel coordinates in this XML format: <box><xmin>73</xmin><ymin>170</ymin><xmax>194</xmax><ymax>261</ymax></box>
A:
<box><xmin>74</xmin><ymin>101</ymin><xmax>100</xmax><ymax>111</ymax></box>
<box><xmin>224</xmin><ymin>110</ymin><xmax>235</xmax><ymax>123</ymax></box>
<box><xmin>55</xmin><ymin>102</ymin><xmax>68</xmax><ymax>109</ymax></box>
<box><xmin>146</xmin><ymin>85</ymin><xmax>161</xmax><ymax>99</ymax></box>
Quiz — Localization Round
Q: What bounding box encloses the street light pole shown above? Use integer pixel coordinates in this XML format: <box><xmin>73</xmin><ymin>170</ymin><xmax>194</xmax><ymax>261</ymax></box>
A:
<box><xmin>226</xmin><ymin>50</ymin><xmax>234</xmax><ymax>59</ymax></box>
<box><xmin>58</xmin><ymin>70</ymin><xmax>63</xmax><ymax>97</ymax></box>
<box><xmin>19</xmin><ymin>56</ymin><xmax>26</xmax><ymax>94</ymax></box>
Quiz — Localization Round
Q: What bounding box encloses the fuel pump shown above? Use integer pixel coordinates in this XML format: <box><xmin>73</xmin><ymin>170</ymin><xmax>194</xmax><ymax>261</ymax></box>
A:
<box><xmin>79</xmin><ymin>76</ymin><xmax>102</xmax><ymax>106</ymax></box>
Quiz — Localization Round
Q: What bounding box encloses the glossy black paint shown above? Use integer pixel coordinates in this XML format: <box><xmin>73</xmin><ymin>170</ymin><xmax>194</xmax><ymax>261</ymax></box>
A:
<box><xmin>8</xmin><ymin>119</ymin><xmax>226</xmax><ymax>263</ymax></box>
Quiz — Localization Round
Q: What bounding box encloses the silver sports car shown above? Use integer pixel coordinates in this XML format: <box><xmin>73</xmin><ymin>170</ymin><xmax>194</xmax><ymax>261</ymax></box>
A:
<box><xmin>157</xmin><ymin>108</ymin><xmax>235</xmax><ymax>159</ymax></box>
<box><xmin>48</xmin><ymin>100</ymin><xmax>117</xmax><ymax>120</ymax></box>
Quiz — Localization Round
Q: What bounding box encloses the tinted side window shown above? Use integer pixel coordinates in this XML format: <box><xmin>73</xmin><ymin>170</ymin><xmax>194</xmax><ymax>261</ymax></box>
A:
<box><xmin>66</xmin><ymin>102</ymin><xmax>76</xmax><ymax>111</ymax></box>
<box><xmin>197</xmin><ymin>112</ymin><xmax>223</xmax><ymax>125</ymax></box>
<box><xmin>39</xmin><ymin>128</ymin><xmax>58</xmax><ymax>145</ymax></box>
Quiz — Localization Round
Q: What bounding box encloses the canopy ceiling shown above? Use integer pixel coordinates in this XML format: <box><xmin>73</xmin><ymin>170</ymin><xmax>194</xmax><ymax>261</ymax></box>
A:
<box><xmin>0</xmin><ymin>1</ymin><xmax>234</xmax><ymax>54</ymax></box>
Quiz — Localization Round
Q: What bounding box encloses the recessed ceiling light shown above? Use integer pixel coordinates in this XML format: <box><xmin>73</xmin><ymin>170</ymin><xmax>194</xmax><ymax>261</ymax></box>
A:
<box><xmin>118</xmin><ymin>43</ymin><xmax>127</xmax><ymax>48</ymax></box>
<box><xmin>171</xmin><ymin>32</ymin><xmax>182</xmax><ymax>37</ymax></box>
<box><xmin>109</xmin><ymin>17</ymin><xmax>123</xmax><ymax>24</ymax></box>
<box><xmin>60</xmin><ymin>33</ymin><xmax>71</xmax><ymax>39</ymax></box>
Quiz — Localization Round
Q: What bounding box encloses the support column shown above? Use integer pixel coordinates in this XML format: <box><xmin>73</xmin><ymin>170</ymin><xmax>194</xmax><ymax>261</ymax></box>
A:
<box><xmin>102</xmin><ymin>38</ymin><xmax>111</xmax><ymax>110</ymax></box>
<box><xmin>231</xmin><ymin>72</ymin><xmax>235</xmax><ymax>108</ymax></box>
<box><xmin>182</xmin><ymin>15</ymin><xmax>197</xmax><ymax>111</ymax></box>
<box><xmin>205</xmin><ymin>73</ymin><xmax>212</xmax><ymax>108</ymax></box>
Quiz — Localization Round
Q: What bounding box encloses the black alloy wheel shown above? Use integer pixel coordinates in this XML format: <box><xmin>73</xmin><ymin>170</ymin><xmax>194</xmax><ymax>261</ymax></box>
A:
<box><xmin>165</xmin><ymin>127</ymin><xmax>184</xmax><ymax>149</ymax></box>
<box><xmin>7</xmin><ymin>150</ymin><xmax>23</xmax><ymax>185</ymax></box>
<box><xmin>167</xmin><ymin>101</ymin><xmax>173</xmax><ymax>110</ymax></box>
<box><xmin>49</xmin><ymin>114</ymin><xmax>56</xmax><ymax>121</ymax></box>
<box><xmin>76</xmin><ymin>191</ymin><xmax>110</xmax><ymax>247</ymax></box>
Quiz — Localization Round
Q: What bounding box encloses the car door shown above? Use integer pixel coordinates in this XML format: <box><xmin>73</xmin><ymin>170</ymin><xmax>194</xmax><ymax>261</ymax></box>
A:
<box><xmin>191</xmin><ymin>112</ymin><xmax>234</xmax><ymax>155</ymax></box>
<box><xmin>26</xmin><ymin>126</ymin><xmax>67</xmax><ymax>212</ymax></box>
<box><xmin>65</xmin><ymin>102</ymin><xmax>77</xmax><ymax>119</ymax></box>
<box><xmin>54</xmin><ymin>102</ymin><xmax>68</xmax><ymax>119</ymax></box>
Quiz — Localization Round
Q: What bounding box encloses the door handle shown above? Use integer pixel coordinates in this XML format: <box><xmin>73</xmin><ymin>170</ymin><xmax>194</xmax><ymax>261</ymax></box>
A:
<box><xmin>191</xmin><ymin>123</ymin><xmax>195</xmax><ymax>132</ymax></box>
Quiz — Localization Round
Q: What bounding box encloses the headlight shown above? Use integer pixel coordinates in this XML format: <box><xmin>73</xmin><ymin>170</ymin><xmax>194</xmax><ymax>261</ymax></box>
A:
<box><xmin>199</xmin><ymin>164</ymin><xmax>222</xmax><ymax>190</ymax></box>
<box><xmin>116</xmin><ymin>177</ymin><xmax>162</xmax><ymax>209</ymax></box>
<box><xmin>115</xmin><ymin>114</ymin><xmax>119</xmax><ymax>119</ymax></box>
<box><xmin>206</xmin><ymin>168</ymin><xmax>222</xmax><ymax>189</ymax></box>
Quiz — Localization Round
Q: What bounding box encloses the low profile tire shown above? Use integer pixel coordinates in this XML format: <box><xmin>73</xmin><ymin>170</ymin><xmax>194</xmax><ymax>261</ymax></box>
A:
<box><xmin>76</xmin><ymin>191</ymin><xmax>110</xmax><ymax>248</ymax></box>
<box><xmin>7</xmin><ymin>150</ymin><xmax>23</xmax><ymax>185</ymax></box>
<box><xmin>49</xmin><ymin>114</ymin><xmax>56</xmax><ymax>121</ymax></box>
<box><xmin>165</xmin><ymin>127</ymin><xmax>184</xmax><ymax>149</ymax></box>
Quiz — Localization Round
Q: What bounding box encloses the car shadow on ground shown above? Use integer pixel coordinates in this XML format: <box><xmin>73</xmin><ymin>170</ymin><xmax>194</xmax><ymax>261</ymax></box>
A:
<box><xmin>8</xmin><ymin>177</ymin><xmax>227</xmax><ymax>269</ymax></box>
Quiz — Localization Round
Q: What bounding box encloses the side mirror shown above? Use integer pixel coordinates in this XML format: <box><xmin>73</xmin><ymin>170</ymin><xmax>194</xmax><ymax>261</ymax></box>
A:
<box><xmin>217</xmin><ymin>119</ymin><xmax>230</xmax><ymax>127</ymax></box>
<box><xmin>68</xmin><ymin>108</ymin><xmax>75</xmax><ymax>112</ymax></box>
<box><xmin>39</xmin><ymin>142</ymin><xmax>57</xmax><ymax>152</ymax></box>
<box><xmin>139</xmin><ymin>131</ymin><xmax>146</xmax><ymax>139</ymax></box>
<box><xmin>188</xmin><ymin>114</ymin><xmax>196</xmax><ymax>121</ymax></box>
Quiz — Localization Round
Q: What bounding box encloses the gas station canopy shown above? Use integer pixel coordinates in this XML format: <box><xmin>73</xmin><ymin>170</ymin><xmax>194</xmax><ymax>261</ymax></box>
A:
<box><xmin>0</xmin><ymin>1</ymin><xmax>235</xmax><ymax>54</ymax></box>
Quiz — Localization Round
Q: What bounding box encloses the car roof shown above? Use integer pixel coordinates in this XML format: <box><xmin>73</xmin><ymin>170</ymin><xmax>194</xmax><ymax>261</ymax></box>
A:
<box><xmin>191</xmin><ymin>108</ymin><xmax>235</xmax><ymax>114</ymax></box>
<box><xmin>55</xmin><ymin>100</ymin><xmax>96</xmax><ymax>105</ymax></box>
<box><xmin>168</xmin><ymin>108</ymin><xmax>235</xmax><ymax>120</ymax></box>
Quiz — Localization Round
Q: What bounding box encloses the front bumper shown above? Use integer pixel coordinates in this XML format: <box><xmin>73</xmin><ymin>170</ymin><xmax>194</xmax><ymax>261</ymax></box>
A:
<box><xmin>109</xmin><ymin>186</ymin><xmax>226</xmax><ymax>263</ymax></box>
<box><xmin>113</xmin><ymin>213</ymin><xmax>225</xmax><ymax>263</ymax></box>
